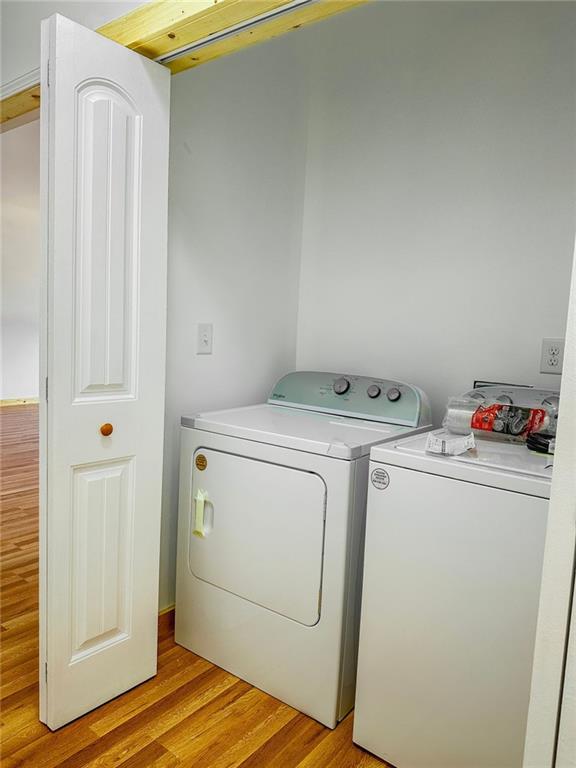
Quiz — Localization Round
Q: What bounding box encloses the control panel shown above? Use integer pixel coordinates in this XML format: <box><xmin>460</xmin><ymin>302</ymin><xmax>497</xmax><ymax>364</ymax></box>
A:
<box><xmin>268</xmin><ymin>371</ymin><xmax>431</xmax><ymax>427</ymax></box>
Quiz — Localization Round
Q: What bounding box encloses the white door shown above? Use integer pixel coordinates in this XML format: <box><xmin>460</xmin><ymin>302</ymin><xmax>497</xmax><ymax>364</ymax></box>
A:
<box><xmin>39</xmin><ymin>14</ymin><xmax>170</xmax><ymax>729</ymax></box>
<box><xmin>188</xmin><ymin>448</ymin><xmax>327</xmax><ymax>626</ymax></box>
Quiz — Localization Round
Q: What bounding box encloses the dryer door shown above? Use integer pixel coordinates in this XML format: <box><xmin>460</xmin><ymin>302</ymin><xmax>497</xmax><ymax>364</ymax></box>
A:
<box><xmin>188</xmin><ymin>448</ymin><xmax>326</xmax><ymax>626</ymax></box>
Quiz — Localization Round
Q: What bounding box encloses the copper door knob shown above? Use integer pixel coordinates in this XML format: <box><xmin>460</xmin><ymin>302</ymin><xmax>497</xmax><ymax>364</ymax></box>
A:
<box><xmin>100</xmin><ymin>423</ymin><xmax>114</xmax><ymax>437</ymax></box>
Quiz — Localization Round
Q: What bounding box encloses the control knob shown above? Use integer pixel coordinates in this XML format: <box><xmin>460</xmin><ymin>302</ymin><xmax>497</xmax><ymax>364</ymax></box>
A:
<box><xmin>367</xmin><ymin>384</ymin><xmax>381</xmax><ymax>399</ymax></box>
<box><xmin>387</xmin><ymin>387</ymin><xmax>401</xmax><ymax>402</ymax></box>
<box><xmin>333</xmin><ymin>377</ymin><xmax>350</xmax><ymax>395</ymax></box>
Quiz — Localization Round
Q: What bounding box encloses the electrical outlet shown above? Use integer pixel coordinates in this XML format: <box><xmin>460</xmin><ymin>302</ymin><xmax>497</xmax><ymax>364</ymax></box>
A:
<box><xmin>540</xmin><ymin>338</ymin><xmax>564</xmax><ymax>374</ymax></box>
<box><xmin>196</xmin><ymin>323</ymin><xmax>213</xmax><ymax>355</ymax></box>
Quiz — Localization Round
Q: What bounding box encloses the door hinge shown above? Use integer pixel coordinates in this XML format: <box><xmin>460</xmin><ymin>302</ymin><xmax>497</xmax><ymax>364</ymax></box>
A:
<box><xmin>44</xmin><ymin>662</ymin><xmax>48</xmax><ymax>683</ymax></box>
<box><xmin>45</xmin><ymin>377</ymin><xmax>48</xmax><ymax>401</ymax></box>
<box><xmin>46</xmin><ymin>60</ymin><xmax>50</xmax><ymax>87</ymax></box>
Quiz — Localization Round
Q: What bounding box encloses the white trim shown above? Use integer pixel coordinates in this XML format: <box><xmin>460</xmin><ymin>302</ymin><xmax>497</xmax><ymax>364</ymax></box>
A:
<box><xmin>1</xmin><ymin>67</ymin><xmax>41</xmax><ymax>100</ymax></box>
<box><xmin>523</xmin><ymin>237</ymin><xmax>576</xmax><ymax>767</ymax></box>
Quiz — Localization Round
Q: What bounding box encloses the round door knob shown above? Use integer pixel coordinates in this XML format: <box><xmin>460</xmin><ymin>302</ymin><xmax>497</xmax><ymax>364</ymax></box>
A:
<box><xmin>100</xmin><ymin>423</ymin><xmax>114</xmax><ymax>437</ymax></box>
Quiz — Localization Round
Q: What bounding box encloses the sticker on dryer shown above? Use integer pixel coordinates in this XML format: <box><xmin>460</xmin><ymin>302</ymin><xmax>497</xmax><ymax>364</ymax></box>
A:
<box><xmin>371</xmin><ymin>468</ymin><xmax>390</xmax><ymax>490</ymax></box>
<box><xmin>195</xmin><ymin>453</ymin><xmax>208</xmax><ymax>471</ymax></box>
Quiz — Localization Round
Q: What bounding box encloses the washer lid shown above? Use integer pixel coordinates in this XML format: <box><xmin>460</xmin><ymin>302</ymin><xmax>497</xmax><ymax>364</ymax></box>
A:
<box><xmin>370</xmin><ymin>429</ymin><xmax>553</xmax><ymax>497</ymax></box>
<box><xmin>183</xmin><ymin>404</ymin><xmax>422</xmax><ymax>459</ymax></box>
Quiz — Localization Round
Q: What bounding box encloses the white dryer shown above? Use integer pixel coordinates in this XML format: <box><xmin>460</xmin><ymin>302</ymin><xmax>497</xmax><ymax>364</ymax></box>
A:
<box><xmin>354</xmin><ymin>426</ymin><xmax>554</xmax><ymax>768</ymax></box>
<box><xmin>175</xmin><ymin>371</ymin><xmax>431</xmax><ymax>728</ymax></box>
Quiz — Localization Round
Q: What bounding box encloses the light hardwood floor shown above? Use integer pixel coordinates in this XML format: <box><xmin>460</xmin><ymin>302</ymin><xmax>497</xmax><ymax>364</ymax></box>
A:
<box><xmin>1</xmin><ymin>404</ymin><xmax>386</xmax><ymax>768</ymax></box>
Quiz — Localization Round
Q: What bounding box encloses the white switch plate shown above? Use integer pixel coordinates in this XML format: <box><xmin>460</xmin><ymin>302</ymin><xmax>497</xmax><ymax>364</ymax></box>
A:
<box><xmin>540</xmin><ymin>337</ymin><xmax>564</xmax><ymax>374</ymax></box>
<box><xmin>196</xmin><ymin>323</ymin><xmax>213</xmax><ymax>355</ymax></box>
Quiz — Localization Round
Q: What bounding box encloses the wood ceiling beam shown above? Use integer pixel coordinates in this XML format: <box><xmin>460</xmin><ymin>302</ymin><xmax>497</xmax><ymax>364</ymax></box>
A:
<box><xmin>1</xmin><ymin>0</ymin><xmax>367</xmax><ymax>127</ymax></box>
<box><xmin>0</xmin><ymin>85</ymin><xmax>41</xmax><ymax>126</ymax></box>
<box><xmin>98</xmin><ymin>0</ymin><xmax>295</xmax><ymax>59</ymax></box>
<box><xmin>166</xmin><ymin>0</ymin><xmax>367</xmax><ymax>74</ymax></box>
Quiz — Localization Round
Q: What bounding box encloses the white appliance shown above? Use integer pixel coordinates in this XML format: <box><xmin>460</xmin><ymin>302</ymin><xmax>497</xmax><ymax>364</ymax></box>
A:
<box><xmin>354</xmin><ymin>423</ymin><xmax>554</xmax><ymax>768</ymax></box>
<box><xmin>175</xmin><ymin>371</ymin><xmax>431</xmax><ymax>728</ymax></box>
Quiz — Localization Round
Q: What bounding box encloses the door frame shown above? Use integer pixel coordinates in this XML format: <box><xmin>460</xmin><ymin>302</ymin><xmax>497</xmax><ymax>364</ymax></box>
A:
<box><xmin>523</xmin><ymin>239</ymin><xmax>576</xmax><ymax>768</ymax></box>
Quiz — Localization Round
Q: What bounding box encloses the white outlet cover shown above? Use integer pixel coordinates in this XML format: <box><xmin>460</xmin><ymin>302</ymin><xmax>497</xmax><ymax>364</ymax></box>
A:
<box><xmin>197</xmin><ymin>323</ymin><xmax>213</xmax><ymax>355</ymax></box>
<box><xmin>540</xmin><ymin>337</ymin><xmax>564</xmax><ymax>375</ymax></box>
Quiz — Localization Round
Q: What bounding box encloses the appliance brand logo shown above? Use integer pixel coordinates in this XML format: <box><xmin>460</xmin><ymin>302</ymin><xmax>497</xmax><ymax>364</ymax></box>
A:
<box><xmin>371</xmin><ymin>468</ymin><xmax>390</xmax><ymax>490</ymax></box>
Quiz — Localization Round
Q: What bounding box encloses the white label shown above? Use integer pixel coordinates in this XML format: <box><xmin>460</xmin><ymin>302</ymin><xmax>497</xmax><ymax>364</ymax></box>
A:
<box><xmin>426</xmin><ymin>430</ymin><xmax>475</xmax><ymax>456</ymax></box>
<box><xmin>371</xmin><ymin>468</ymin><xmax>390</xmax><ymax>490</ymax></box>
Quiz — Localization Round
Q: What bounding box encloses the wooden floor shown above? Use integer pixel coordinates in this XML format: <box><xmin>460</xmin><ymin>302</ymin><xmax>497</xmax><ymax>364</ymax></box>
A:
<box><xmin>1</xmin><ymin>404</ymin><xmax>385</xmax><ymax>768</ymax></box>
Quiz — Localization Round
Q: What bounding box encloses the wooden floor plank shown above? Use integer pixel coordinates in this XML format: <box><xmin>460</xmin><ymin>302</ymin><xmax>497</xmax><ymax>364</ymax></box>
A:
<box><xmin>236</xmin><ymin>714</ymin><xmax>329</xmax><ymax>768</ymax></box>
<box><xmin>0</xmin><ymin>404</ymin><xmax>386</xmax><ymax>767</ymax></box>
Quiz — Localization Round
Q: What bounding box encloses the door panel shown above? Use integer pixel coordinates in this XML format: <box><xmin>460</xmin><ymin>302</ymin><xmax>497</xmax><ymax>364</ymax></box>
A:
<box><xmin>188</xmin><ymin>449</ymin><xmax>327</xmax><ymax>626</ymax></box>
<box><xmin>74</xmin><ymin>81</ymin><xmax>141</xmax><ymax>400</ymax></box>
<box><xmin>40</xmin><ymin>14</ymin><xmax>170</xmax><ymax>729</ymax></box>
<box><xmin>71</xmin><ymin>458</ymin><xmax>134</xmax><ymax>659</ymax></box>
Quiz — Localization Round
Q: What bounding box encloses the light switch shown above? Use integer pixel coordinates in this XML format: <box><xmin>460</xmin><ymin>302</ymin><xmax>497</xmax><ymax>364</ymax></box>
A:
<box><xmin>197</xmin><ymin>323</ymin><xmax>213</xmax><ymax>355</ymax></box>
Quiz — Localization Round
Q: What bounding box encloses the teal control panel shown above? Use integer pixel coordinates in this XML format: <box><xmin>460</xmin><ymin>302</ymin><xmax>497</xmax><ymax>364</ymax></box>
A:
<box><xmin>268</xmin><ymin>371</ymin><xmax>429</xmax><ymax>427</ymax></box>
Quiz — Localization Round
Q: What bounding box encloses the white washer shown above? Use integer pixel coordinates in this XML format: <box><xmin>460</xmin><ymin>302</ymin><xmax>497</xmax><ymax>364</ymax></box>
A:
<box><xmin>354</xmin><ymin>428</ymin><xmax>553</xmax><ymax>768</ymax></box>
<box><xmin>175</xmin><ymin>371</ymin><xmax>431</xmax><ymax>728</ymax></box>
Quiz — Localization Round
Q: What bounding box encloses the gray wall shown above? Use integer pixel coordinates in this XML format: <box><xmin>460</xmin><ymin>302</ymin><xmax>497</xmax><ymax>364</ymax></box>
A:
<box><xmin>1</xmin><ymin>120</ymin><xmax>40</xmax><ymax>399</ymax></box>
<box><xmin>296</xmin><ymin>2</ymin><xmax>576</xmax><ymax>424</ymax></box>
